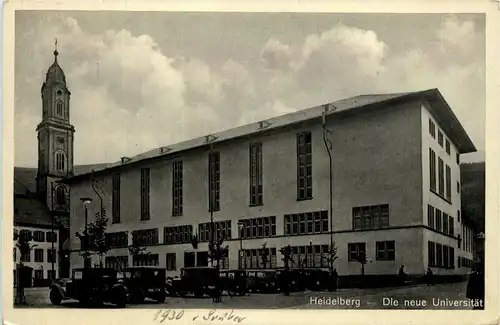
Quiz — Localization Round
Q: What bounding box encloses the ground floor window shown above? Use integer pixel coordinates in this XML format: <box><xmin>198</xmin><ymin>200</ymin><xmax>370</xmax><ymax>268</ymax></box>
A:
<box><xmin>348</xmin><ymin>242</ymin><xmax>366</xmax><ymax>262</ymax></box>
<box><xmin>166</xmin><ymin>253</ymin><xmax>176</xmax><ymax>271</ymax></box>
<box><xmin>376</xmin><ymin>241</ymin><xmax>395</xmax><ymax>261</ymax></box>
<box><xmin>133</xmin><ymin>253</ymin><xmax>159</xmax><ymax>266</ymax></box>
<box><xmin>105</xmin><ymin>256</ymin><xmax>129</xmax><ymax>270</ymax></box>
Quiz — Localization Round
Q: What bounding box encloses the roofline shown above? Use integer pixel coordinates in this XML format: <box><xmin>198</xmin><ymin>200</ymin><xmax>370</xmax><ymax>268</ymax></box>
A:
<box><xmin>61</xmin><ymin>89</ymin><xmax>476</xmax><ymax>185</ymax></box>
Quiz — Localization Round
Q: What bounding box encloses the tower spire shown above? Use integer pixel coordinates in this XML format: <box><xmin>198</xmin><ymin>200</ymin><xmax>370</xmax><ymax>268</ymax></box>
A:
<box><xmin>54</xmin><ymin>38</ymin><xmax>59</xmax><ymax>61</ymax></box>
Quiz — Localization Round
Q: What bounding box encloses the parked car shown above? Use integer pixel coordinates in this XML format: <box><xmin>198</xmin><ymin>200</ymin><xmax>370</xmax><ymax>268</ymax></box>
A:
<box><xmin>119</xmin><ymin>266</ymin><xmax>166</xmax><ymax>303</ymax></box>
<box><xmin>169</xmin><ymin>267</ymin><xmax>218</xmax><ymax>297</ymax></box>
<box><xmin>49</xmin><ymin>268</ymin><xmax>128</xmax><ymax>307</ymax></box>
<box><xmin>247</xmin><ymin>270</ymin><xmax>278</xmax><ymax>293</ymax></box>
<box><xmin>300</xmin><ymin>269</ymin><xmax>330</xmax><ymax>291</ymax></box>
<box><xmin>276</xmin><ymin>269</ymin><xmax>307</xmax><ymax>292</ymax></box>
<box><xmin>219</xmin><ymin>269</ymin><xmax>247</xmax><ymax>296</ymax></box>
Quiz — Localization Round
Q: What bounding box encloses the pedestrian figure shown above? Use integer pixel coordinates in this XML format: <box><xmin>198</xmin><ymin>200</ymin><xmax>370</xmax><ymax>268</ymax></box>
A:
<box><xmin>426</xmin><ymin>267</ymin><xmax>434</xmax><ymax>286</ymax></box>
<box><xmin>466</xmin><ymin>262</ymin><xmax>485</xmax><ymax>310</ymax></box>
<box><xmin>398</xmin><ymin>265</ymin><xmax>407</xmax><ymax>283</ymax></box>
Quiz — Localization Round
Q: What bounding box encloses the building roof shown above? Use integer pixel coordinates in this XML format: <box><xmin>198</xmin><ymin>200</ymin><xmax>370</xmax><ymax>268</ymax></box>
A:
<box><xmin>61</xmin><ymin>88</ymin><xmax>477</xmax><ymax>184</ymax></box>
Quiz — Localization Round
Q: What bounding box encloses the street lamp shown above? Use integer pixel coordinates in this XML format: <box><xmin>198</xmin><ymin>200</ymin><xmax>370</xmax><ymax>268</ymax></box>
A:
<box><xmin>237</xmin><ymin>221</ymin><xmax>244</xmax><ymax>269</ymax></box>
<box><xmin>80</xmin><ymin>198</ymin><xmax>93</xmax><ymax>269</ymax></box>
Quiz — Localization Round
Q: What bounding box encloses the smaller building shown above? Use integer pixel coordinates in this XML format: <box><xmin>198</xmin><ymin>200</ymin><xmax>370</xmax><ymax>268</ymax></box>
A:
<box><xmin>13</xmin><ymin>193</ymin><xmax>61</xmax><ymax>287</ymax></box>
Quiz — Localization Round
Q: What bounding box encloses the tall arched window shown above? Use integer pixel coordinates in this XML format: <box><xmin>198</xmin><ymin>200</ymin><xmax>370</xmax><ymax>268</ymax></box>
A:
<box><xmin>56</xmin><ymin>186</ymin><xmax>67</xmax><ymax>206</ymax></box>
<box><xmin>55</xmin><ymin>151</ymin><xmax>66</xmax><ymax>172</ymax></box>
<box><xmin>56</xmin><ymin>100</ymin><xmax>64</xmax><ymax>117</ymax></box>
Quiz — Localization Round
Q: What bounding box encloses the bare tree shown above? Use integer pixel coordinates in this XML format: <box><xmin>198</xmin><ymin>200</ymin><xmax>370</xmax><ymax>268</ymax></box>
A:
<box><xmin>279</xmin><ymin>245</ymin><xmax>295</xmax><ymax>296</ymax></box>
<box><xmin>75</xmin><ymin>209</ymin><xmax>110</xmax><ymax>268</ymax></box>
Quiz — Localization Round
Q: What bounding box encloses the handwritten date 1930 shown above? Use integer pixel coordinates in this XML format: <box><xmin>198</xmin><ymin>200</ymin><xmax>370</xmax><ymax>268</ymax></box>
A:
<box><xmin>154</xmin><ymin>309</ymin><xmax>245</xmax><ymax>323</ymax></box>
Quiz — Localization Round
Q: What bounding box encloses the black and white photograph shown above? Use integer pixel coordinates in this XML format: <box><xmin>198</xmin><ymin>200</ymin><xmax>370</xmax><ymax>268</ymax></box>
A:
<box><xmin>4</xmin><ymin>1</ymin><xmax>499</xmax><ymax>323</ymax></box>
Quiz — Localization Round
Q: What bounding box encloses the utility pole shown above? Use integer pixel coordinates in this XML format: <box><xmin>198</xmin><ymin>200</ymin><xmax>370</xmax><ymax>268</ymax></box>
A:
<box><xmin>322</xmin><ymin>108</ymin><xmax>334</xmax><ymax>275</ymax></box>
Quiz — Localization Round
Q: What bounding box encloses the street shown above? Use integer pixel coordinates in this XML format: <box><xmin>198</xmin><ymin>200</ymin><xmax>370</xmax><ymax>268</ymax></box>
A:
<box><xmin>15</xmin><ymin>281</ymin><xmax>475</xmax><ymax>310</ymax></box>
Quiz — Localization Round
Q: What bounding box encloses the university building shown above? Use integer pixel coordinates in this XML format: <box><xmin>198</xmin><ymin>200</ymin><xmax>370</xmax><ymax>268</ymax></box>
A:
<box><xmin>64</xmin><ymin>88</ymin><xmax>478</xmax><ymax>278</ymax></box>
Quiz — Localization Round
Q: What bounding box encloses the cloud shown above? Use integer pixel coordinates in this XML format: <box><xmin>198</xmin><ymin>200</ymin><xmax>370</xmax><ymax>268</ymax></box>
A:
<box><xmin>14</xmin><ymin>14</ymin><xmax>484</xmax><ymax>167</ymax></box>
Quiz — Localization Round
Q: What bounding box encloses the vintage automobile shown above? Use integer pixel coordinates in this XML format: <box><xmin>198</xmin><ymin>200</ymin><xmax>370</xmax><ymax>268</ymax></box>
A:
<box><xmin>276</xmin><ymin>269</ymin><xmax>308</xmax><ymax>292</ymax></box>
<box><xmin>301</xmin><ymin>269</ymin><xmax>330</xmax><ymax>291</ymax></box>
<box><xmin>118</xmin><ymin>266</ymin><xmax>166</xmax><ymax>303</ymax></box>
<box><xmin>247</xmin><ymin>270</ymin><xmax>279</xmax><ymax>293</ymax></box>
<box><xmin>168</xmin><ymin>267</ymin><xmax>218</xmax><ymax>298</ymax></box>
<box><xmin>49</xmin><ymin>268</ymin><xmax>128</xmax><ymax>307</ymax></box>
<box><xmin>219</xmin><ymin>269</ymin><xmax>247</xmax><ymax>296</ymax></box>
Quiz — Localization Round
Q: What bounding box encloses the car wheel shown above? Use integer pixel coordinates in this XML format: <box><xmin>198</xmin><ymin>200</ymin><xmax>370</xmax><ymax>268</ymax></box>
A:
<box><xmin>156</xmin><ymin>292</ymin><xmax>166</xmax><ymax>303</ymax></box>
<box><xmin>49</xmin><ymin>289</ymin><xmax>62</xmax><ymax>306</ymax></box>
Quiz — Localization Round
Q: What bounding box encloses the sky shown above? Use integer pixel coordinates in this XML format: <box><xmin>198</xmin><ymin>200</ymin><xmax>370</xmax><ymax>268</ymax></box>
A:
<box><xmin>14</xmin><ymin>11</ymin><xmax>485</xmax><ymax>167</ymax></box>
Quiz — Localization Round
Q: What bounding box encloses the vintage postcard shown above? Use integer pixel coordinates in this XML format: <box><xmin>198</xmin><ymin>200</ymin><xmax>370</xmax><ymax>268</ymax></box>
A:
<box><xmin>2</xmin><ymin>0</ymin><xmax>499</xmax><ymax>324</ymax></box>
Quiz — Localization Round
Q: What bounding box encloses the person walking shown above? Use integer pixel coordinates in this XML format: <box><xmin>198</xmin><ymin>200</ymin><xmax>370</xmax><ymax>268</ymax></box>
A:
<box><xmin>426</xmin><ymin>267</ymin><xmax>434</xmax><ymax>286</ymax></box>
<box><xmin>466</xmin><ymin>262</ymin><xmax>485</xmax><ymax>310</ymax></box>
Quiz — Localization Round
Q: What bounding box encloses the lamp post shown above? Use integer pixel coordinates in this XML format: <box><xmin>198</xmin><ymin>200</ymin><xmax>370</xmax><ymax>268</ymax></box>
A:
<box><xmin>238</xmin><ymin>221</ymin><xmax>244</xmax><ymax>269</ymax></box>
<box><xmin>322</xmin><ymin>109</ymin><xmax>334</xmax><ymax>275</ymax></box>
<box><xmin>80</xmin><ymin>198</ymin><xmax>93</xmax><ymax>269</ymax></box>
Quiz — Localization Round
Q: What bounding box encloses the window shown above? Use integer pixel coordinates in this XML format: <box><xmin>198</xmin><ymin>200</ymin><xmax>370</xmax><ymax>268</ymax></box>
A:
<box><xmin>284</xmin><ymin>211</ymin><xmax>328</xmax><ymax>236</ymax></box>
<box><xmin>208</xmin><ymin>152</ymin><xmax>221</xmax><ymax>211</ymax></box>
<box><xmin>445</xmin><ymin>165</ymin><xmax>451</xmax><ymax>201</ymax></box>
<box><xmin>297</xmin><ymin>132</ymin><xmax>312</xmax><ymax>200</ymax></box>
<box><xmin>34</xmin><ymin>249</ymin><xmax>44</xmax><ymax>262</ymax></box>
<box><xmin>106</xmin><ymin>232</ymin><xmax>128</xmax><ymax>248</ymax></box>
<box><xmin>47</xmin><ymin>270</ymin><xmax>56</xmax><ymax>280</ymax></box>
<box><xmin>56</xmin><ymin>100</ymin><xmax>63</xmax><ymax>116</ymax></box>
<box><xmin>34</xmin><ymin>270</ymin><xmax>43</xmax><ymax>280</ymax></box>
<box><xmin>456</xmin><ymin>153</ymin><xmax>460</xmax><ymax>164</ymax></box>
<box><xmin>55</xmin><ymin>151</ymin><xmax>66</xmax><ymax>172</ymax></box>
<box><xmin>436</xmin><ymin>243</ymin><xmax>443</xmax><ymax>267</ymax></box>
<box><xmin>458</xmin><ymin>234</ymin><xmax>461</xmax><ymax>249</ymax></box>
<box><xmin>140</xmin><ymin>168</ymin><xmax>150</xmax><ymax>220</ymax></box>
<box><xmin>46</xmin><ymin>232</ymin><xmax>57</xmax><ymax>243</ymax></box>
<box><xmin>239</xmin><ymin>216</ymin><xmax>276</xmax><ymax>239</ymax></box>
<box><xmin>428</xmin><ymin>241</ymin><xmax>436</xmax><ymax>267</ymax></box>
<box><xmin>33</xmin><ymin>231</ymin><xmax>45</xmax><ymax>242</ymax></box>
<box><xmin>429</xmin><ymin>148</ymin><xmax>436</xmax><ymax>191</ymax></box>
<box><xmin>457</xmin><ymin>181</ymin><xmax>460</xmax><ymax>194</ymax></box>
<box><xmin>133</xmin><ymin>254</ymin><xmax>159</xmax><ymax>266</ymax></box>
<box><xmin>445</xmin><ymin>139</ymin><xmax>451</xmax><ymax>155</ymax></box>
<box><xmin>164</xmin><ymin>225</ymin><xmax>193</xmax><ymax>244</ymax></box>
<box><xmin>376</xmin><ymin>241</ymin><xmax>395</xmax><ymax>261</ymax></box>
<box><xmin>352</xmin><ymin>205</ymin><xmax>389</xmax><ymax>231</ymax></box>
<box><xmin>132</xmin><ymin>229</ymin><xmax>159</xmax><ymax>246</ymax></box>
<box><xmin>448</xmin><ymin>215</ymin><xmax>454</xmax><ymax>236</ymax></box>
<box><xmin>249</xmin><ymin>142</ymin><xmax>263</xmax><ymax>206</ymax></box>
<box><xmin>20</xmin><ymin>248</ymin><xmax>30</xmax><ymax>262</ymax></box>
<box><xmin>112</xmin><ymin>173</ymin><xmax>121</xmax><ymax>223</ymax></box>
<box><xmin>20</xmin><ymin>229</ymin><xmax>32</xmax><ymax>241</ymax></box>
<box><xmin>196</xmin><ymin>251</ymin><xmax>209</xmax><ymax>267</ymax></box>
<box><xmin>438</xmin><ymin>131</ymin><xmax>443</xmax><ymax>147</ymax></box>
<box><xmin>184</xmin><ymin>252</ymin><xmax>195</xmax><ymax>267</ymax></box>
<box><xmin>427</xmin><ymin>205</ymin><xmax>435</xmax><ymax>229</ymax></box>
<box><xmin>198</xmin><ymin>221</ymin><xmax>231</xmax><ymax>242</ymax></box>
<box><xmin>449</xmin><ymin>247</ymin><xmax>455</xmax><ymax>268</ymax></box>
<box><xmin>438</xmin><ymin>158</ymin><xmax>444</xmax><ymax>196</ymax></box>
<box><xmin>457</xmin><ymin>210</ymin><xmax>461</xmax><ymax>222</ymax></box>
<box><xmin>55</xmin><ymin>186</ymin><xmax>66</xmax><ymax>206</ymax></box>
<box><xmin>443</xmin><ymin>245</ymin><xmax>449</xmax><ymax>268</ymax></box>
<box><xmin>166</xmin><ymin>253</ymin><xmax>176</xmax><ymax>271</ymax></box>
<box><xmin>429</xmin><ymin>119</ymin><xmax>436</xmax><ymax>138</ymax></box>
<box><xmin>105</xmin><ymin>256</ymin><xmax>128</xmax><ymax>270</ymax></box>
<box><xmin>47</xmin><ymin>249</ymin><xmax>56</xmax><ymax>263</ymax></box>
<box><xmin>172</xmin><ymin>160</ymin><xmax>183</xmax><ymax>216</ymax></box>
<box><xmin>241</xmin><ymin>248</ymin><xmax>277</xmax><ymax>269</ymax></box>
<box><xmin>435</xmin><ymin>209</ymin><xmax>442</xmax><ymax>232</ymax></box>
<box><xmin>348</xmin><ymin>243</ymin><xmax>366</xmax><ymax>262</ymax></box>
<box><xmin>13</xmin><ymin>248</ymin><xmax>16</xmax><ymax>262</ymax></box>
<box><xmin>443</xmin><ymin>213</ymin><xmax>448</xmax><ymax>235</ymax></box>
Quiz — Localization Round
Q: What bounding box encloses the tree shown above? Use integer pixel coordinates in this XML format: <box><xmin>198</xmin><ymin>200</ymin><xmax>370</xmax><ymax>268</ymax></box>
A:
<box><xmin>129</xmin><ymin>232</ymin><xmax>151</xmax><ymax>266</ymax></box>
<box><xmin>356</xmin><ymin>251</ymin><xmax>367</xmax><ymax>276</ymax></box>
<box><xmin>14</xmin><ymin>230</ymin><xmax>38</xmax><ymax>305</ymax></box>
<box><xmin>321</xmin><ymin>242</ymin><xmax>339</xmax><ymax>291</ymax></box>
<box><xmin>279</xmin><ymin>245</ymin><xmax>295</xmax><ymax>296</ymax></box>
<box><xmin>75</xmin><ymin>209</ymin><xmax>110</xmax><ymax>268</ymax></box>
<box><xmin>260</xmin><ymin>242</ymin><xmax>269</xmax><ymax>268</ymax></box>
<box><xmin>208</xmin><ymin>234</ymin><xmax>228</xmax><ymax>303</ymax></box>
<box><xmin>190</xmin><ymin>233</ymin><xmax>199</xmax><ymax>249</ymax></box>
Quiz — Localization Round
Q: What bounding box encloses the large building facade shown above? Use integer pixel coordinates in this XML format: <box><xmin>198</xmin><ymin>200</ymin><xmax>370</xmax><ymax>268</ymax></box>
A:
<box><xmin>64</xmin><ymin>89</ymin><xmax>477</xmax><ymax>278</ymax></box>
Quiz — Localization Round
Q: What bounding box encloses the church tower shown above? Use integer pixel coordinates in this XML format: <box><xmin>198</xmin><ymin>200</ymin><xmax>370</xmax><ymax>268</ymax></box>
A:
<box><xmin>36</xmin><ymin>44</ymin><xmax>75</xmax><ymax>212</ymax></box>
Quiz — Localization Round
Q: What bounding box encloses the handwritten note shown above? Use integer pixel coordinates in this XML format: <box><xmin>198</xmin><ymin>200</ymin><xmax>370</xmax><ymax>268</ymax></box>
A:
<box><xmin>154</xmin><ymin>309</ymin><xmax>246</xmax><ymax>323</ymax></box>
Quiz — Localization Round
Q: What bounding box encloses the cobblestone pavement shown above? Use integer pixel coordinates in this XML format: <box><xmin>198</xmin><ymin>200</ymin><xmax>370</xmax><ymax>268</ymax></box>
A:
<box><xmin>14</xmin><ymin>281</ymin><xmax>476</xmax><ymax>310</ymax></box>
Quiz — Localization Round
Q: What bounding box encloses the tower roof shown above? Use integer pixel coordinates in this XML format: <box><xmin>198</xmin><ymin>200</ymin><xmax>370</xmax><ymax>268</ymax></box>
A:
<box><xmin>44</xmin><ymin>44</ymin><xmax>66</xmax><ymax>87</ymax></box>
